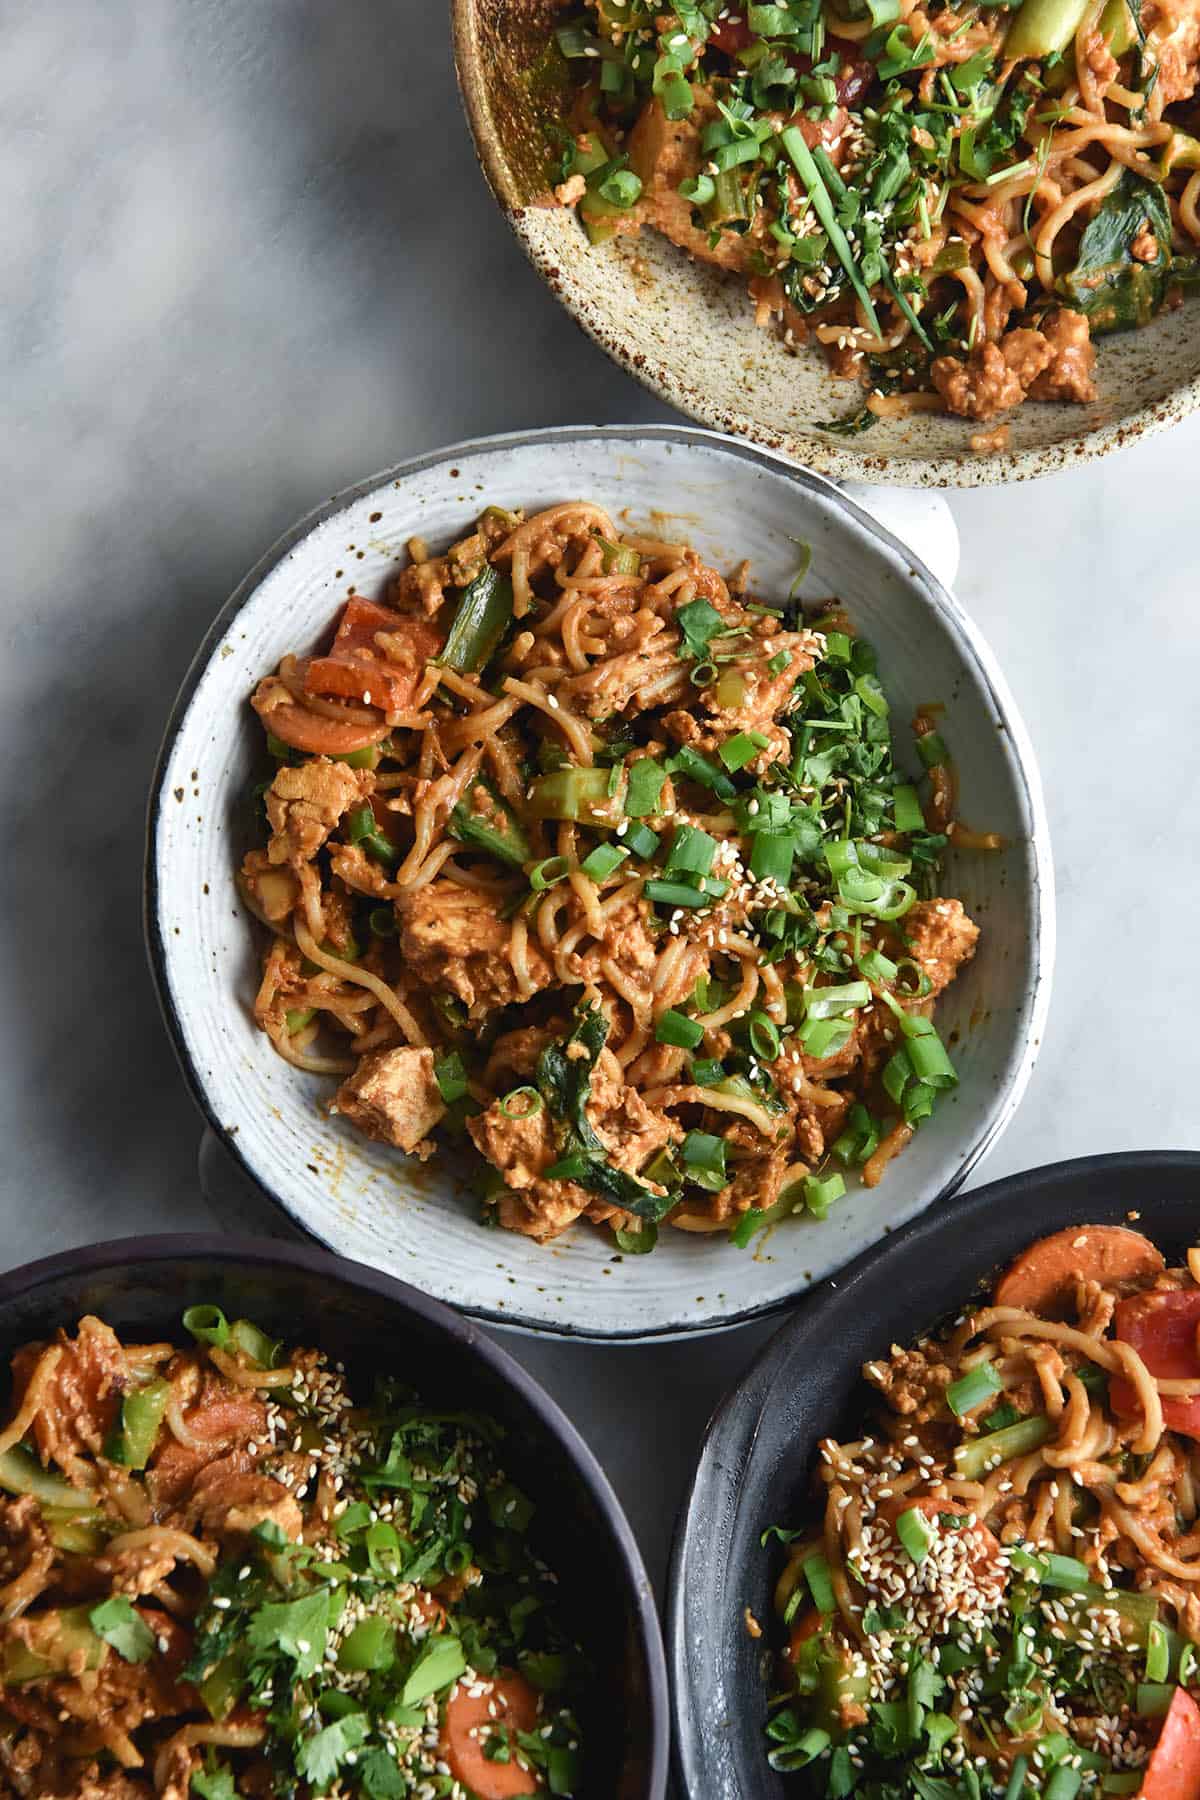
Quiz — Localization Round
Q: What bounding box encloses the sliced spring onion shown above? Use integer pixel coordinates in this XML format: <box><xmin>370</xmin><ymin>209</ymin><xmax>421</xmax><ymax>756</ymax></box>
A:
<box><xmin>644</xmin><ymin>879</ymin><xmax>712</xmax><ymax>909</ymax></box>
<box><xmin>580</xmin><ymin>843</ymin><xmax>629</xmax><ymax>882</ymax></box>
<box><xmin>748</xmin><ymin>1011</ymin><xmax>781</xmax><ymax>1062</ymax></box>
<box><xmin>857</xmin><ymin>946</ymin><xmax>899</xmax><ymax>986</ymax></box>
<box><xmin>499</xmin><ymin>1087</ymin><xmax>543</xmax><ymax>1120</ymax></box>
<box><xmin>803</xmin><ymin>1171</ymin><xmax>845</xmax><ymax>1218</ymax></box>
<box><xmin>530</xmin><ymin>856</ymin><xmax>571</xmax><ymax>891</ymax></box>
<box><xmin>729</xmin><ymin>1208</ymin><xmax>765</xmax><ymax>1248</ymax></box>
<box><xmin>1146</xmin><ymin>1619</ymin><xmax>1170</xmax><ymax>1683</ymax></box>
<box><xmin>440</xmin><ymin>565</ymin><xmax>514</xmax><ymax>673</ymax></box>
<box><xmin>719</xmin><ymin>730</ymin><xmax>769</xmax><ymax>771</ymax></box>
<box><xmin>946</xmin><ymin>1361</ymin><xmax>1004</xmax><ymax>1417</ymax></box>
<box><xmin>803</xmin><ymin>1551</ymin><xmax>837</xmax><ymax>1613</ymax></box>
<box><xmin>1003</xmin><ymin>1750</ymin><xmax>1029</xmax><ymax>1800</ymax></box>
<box><xmin>285</xmin><ymin>1007</ymin><xmax>316</xmax><ymax>1035</ymax></box>
<box><xmin>798</xmin><ymin>1017</ymin><xmax>854</xmax><ymax>1060</ymax></box>
<box><xmin>749</xmin><ymin>831</ymin><xmax>795</xmax><ymax>886</ymax></box>
<box><xmin>954</xmin><ymin>1413</ymin><xmax>1050</xmax><ymax>1480</ymax></box>
<box><xmin>667</xmin><ymin>824</ymin><xmax>717</xmax><ymax>877</ymax></box>
<box><xmin>679</xmin><ymin>173</ymin><xmax>716</xmax><ymax>206</ymax></box>
<box><xmin>689</xmin><ymin>1057</ymin><xmax>726</xmax><ymax>1086</ymax></box>
<box><xmin>831</xmin><ymin>1103</ymin><xmax>880</xmax><ymax>1168</ymax></box>
<box><xmin>840</xmin><ymin>877</ymin><xmax>916</xmax><ymax>922</ymax></box>
<box><xmin>1043</xmin><ymin>1769</ymin><xmax>1082</xmax><ymax>1800</ymax></box>
<box><xmin>780</xmin><ymin>126</ymin><xmax>883</xmax><ymax>336</ymax></box>
<box><xmin>449</xmin><ymin>778</ymin><xmax>530</xmax><ymax>866</ymax></box>
<box><xmin>666</xmin><ymin>746</ymin><xmax>736</xmax><ymax>800</ymax></box>
<box><xmin>622</xmin><ymin>822</ymin><xmax>660</xmax><ymax>860</ymax></box>
<box><xmin>908</xmin><ymin>1030</ymin><xmax>958</xmax><ymax>1089</ymax></box>
<box><xmin>804</xmin><ymin>980</ymin><xmax>871</xmax><ymax>1020</ymax></box>
<box><xmin>434</xmin><ymin>1052</ymin><xmax>468</xmax><ymax>1106</ymax></box>
<box><xmin>896</xmin><ymin>1506</ymin><xmax>933</xmax><ymax>1564</ymax></box>
<box><xmin>613</xmin><ymin>1222</ymin><xmax>658</xmax><ymax>1255</ymax></box>
<box><xmin>598</xmin><ymin>168</ymin><xmax>642</xmax><ymax>207</ymax></box>
<box><xmin>182</xmin><ymin>1305</ymin><xmax>230</xmax><ymax>1348</ymax></box>
<box><xmin>681</xmin><ymin>1131</ymin><xmax>727</xmax><ymax>1190</ymax></box>
<box><xmin>656</xmin><ymin>1010</ymin><xmax>705</xmax><ymax>1050</ymax></box>
<box><xmin>917</xmin><ymin>730</ymin><xmax>949</xmax><ymax>769</ymax></box>
<box><xmin>625</xmin><ymin>759</ymin><xmax>666</xmax><ymax>818</ymax></box>
<box><xmin>1136</xmin><ymin>1682</ymin><xmax>1176</xmax><ymax>1718</ymax></box>
<box><xmin>368</xmin><ymin>905</ymin><xmax>396</xmax><ymax>937</ymax></box>
<box><xmin>893</xmin><ymin>783</ymin><xmax>925</xmax><ymax>832</ymax></box>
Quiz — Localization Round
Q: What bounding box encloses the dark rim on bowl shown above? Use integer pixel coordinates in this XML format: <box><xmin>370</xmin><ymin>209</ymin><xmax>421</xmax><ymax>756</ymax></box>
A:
<box><xmin>143</xmin><ymin>423</ymin><xmax>1054</xmax><ymax>1341</ymax></box>
<box><xmin>666</xmin><ymin>1149</ymin><xmax>1200</xmax><ymax>1800</ymax></box>
<box><xmin>0</xmin><ymin>1232</ymin><xmax>671</xmax><ymax>1800</ymax></box>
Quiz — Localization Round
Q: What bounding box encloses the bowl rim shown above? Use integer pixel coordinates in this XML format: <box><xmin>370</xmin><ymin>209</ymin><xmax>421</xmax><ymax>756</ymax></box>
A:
<box><xmin>143</xmin><ymin>420</ymin><xmax>1056</xmax><ymax>1342</ymax></box>
<box><xmin>665</xmin><ymin>1148</ymin><xmax>1200</xmax><ymax>1798</ymax></box>
<box><xmin>0</xmin><ymin>1231</ymin><xmax>671</xmax><ymax>1800</ymax></box>
<box><xmin>449</xmin><ymin>0</ymin><xmax>1200</xmax><ymax>490</ymax></box>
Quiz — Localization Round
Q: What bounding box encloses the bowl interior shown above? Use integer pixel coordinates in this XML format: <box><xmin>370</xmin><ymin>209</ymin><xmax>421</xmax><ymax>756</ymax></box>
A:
<box><xmin>148</xmin><ymin>425</ymin><xmax>1051</xmax><ymax>1340</ymax></box>
<box><xmin>452</xmin><ymin>0</ymin><xmax>1200</xmax><ymax>486</ymax></box>
<box><xmin>0</xmin><ymin>1239</ymin><xmax>665</xmax><ymax>1800</ymax></box>
<box><xmin>668</xmin><ymin>1153</ymin><xmax>1200</xmax><ymax>1800</ymax></box>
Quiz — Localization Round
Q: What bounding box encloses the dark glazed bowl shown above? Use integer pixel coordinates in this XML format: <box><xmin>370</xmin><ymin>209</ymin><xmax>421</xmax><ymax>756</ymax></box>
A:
<box><xmin>0</xmin><ymin>1236</ymin><xmax>669</xmax><ymax>1800</ymax></box>
<box><xmin>667</xmin><ymin>1151</ymin><xmax>1200</xmax><ymax>1800</ymax></box>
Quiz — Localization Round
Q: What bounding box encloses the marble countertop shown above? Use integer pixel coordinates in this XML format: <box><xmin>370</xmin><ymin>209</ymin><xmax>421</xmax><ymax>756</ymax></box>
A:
<box><xmin>3</xmin><ymin>0</ymin><xmax>1198</xmax><ymax>1606</ymax></box>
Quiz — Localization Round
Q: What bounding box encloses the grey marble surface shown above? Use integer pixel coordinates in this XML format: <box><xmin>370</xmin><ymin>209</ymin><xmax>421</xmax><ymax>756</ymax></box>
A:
<box><xmin>3</xmin><ymin>0</ymin><xmax>1199</xmax><ymax>1607</ymax></box>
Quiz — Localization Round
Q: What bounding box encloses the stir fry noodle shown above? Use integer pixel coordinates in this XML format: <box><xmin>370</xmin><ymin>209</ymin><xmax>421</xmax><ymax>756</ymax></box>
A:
<box><xmin>764</xmin><ymin>1225</ymin><xmax>1200</xmax><ymax>1795</ymax></box>
<box><xmin>242</xmin><ymin>502</ymin><xmax>990</xmax><ymax>1252</ymax></box>
<box><xmin>551</xmin><ymin>0</ymin><xmax>1200</xmax><ymax>433</ymax></box>
<box><xmin>0</xmin><ymin>1310</ymin><xmax>583</xmax><ymax>1799</ymax></box>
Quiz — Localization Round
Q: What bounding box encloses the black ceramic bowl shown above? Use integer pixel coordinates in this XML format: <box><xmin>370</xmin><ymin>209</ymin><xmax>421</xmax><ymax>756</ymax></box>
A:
<box><xmin>0</xmin><ymin>1236</ymin><xmax>669</xmax><ymax>1800</ymax></box>
<box><xmin>667</xmin><ymin>1151</ymin><xmax>1200</xmax><ymax>1800</ymax></box>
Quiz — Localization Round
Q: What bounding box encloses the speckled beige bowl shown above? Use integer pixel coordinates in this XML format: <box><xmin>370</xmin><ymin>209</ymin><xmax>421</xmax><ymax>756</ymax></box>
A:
<box><xmin>452</xmin><ymin>0</ymin><xmax>1200</xmax><ymax>486</ymax></box>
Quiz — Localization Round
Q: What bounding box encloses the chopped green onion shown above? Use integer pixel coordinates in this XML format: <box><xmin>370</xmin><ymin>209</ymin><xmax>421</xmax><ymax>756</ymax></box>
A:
<box><xmin>656</xmin><ymin>1010</ymin><xmax>705</xmax><ymax>1050</ymax></box>
<box><xmin>1136</xmin><ymin>1682</ymin><xmax>1176</xmax><ymax>1718</ymax></box>
<box><xmin>749</xmin><ymin>831</ymin><xmax>795</xmax><ymax>885</ymax></box>
<box><xmin>917</xmin><ymin>730</ymin><xmax>949</xmax><ymax>769</ymax></box>
<box><xmin>1044</xmin><ymin>1769</ymin><xmax>1082</xmax><ymax>1800</ymax></box>
<box><xmin>440</xmin><ymin>565</ymin><xmax>514</xmax><ymax>674</ymax></box>
<box><xmin>434</xmin><ymin>1052</ymin><xmax>468</xmax><ymax>1105</ymax></box>
<box><xmin>946</xmin><ymin>1362</ymin><xmax>1004</xmax><ymax>1417</ymax></box>
<box><xmin>908</xmin><ymin>1030</ymin><xmax>958</xmax><ymax>1088</ymax></box>
<box><xmin>667</xmin><ymin>824</ymin><xmax>717</xmax><ymax>877</ymax></box>
<box><xmin>598</xmin><ymin>168</ymin><xmax>642</xmax><ymax>207</ymax></box>
<box><xmin>285</xmin><ymin>1007</ymin><xmax>316</xmax><ymax>1035</ymax></box>
<box><xmin>896</xmin><ymin>1506</ymin><xmax>933</xmax><ymax>1564</ymax></box>
<box><xmin>182</xmin><ymin>1305</ymin><xmax>230</xmax><ymax>1349</ymax></box>
<box><xmin>804</xmin><ymin>980</ymin><xmax>871</xmax><ymax>1019</ymax></box>
<box><xmin>1004</xmin><ymin>1754</ymin><xmax>1030</xmax><ymax>1800</ymax></box>
<box><xmin>679</xmin><ymin>173</ymin><xmax>716</xmax><ymax>206</ymax></box>
<box><xmin>954</xmin><ymin>1413</ymin><xmax>1050</xmax><ymax>1479</ymax></box>
<box><xmin>580</xmin><ymin>843</ymin><xmax>629</xmax><ymax>881</ymax></box>
<box><xmin>681</xmin><ymin>1131</ymin><xmax>727</xmax><ymax>1190</ymax></box>
<box><xmin>803</xmin><ymin>1171</ymin><xmax>845</xmax><ymax>1218</ymax></box>
<box><xmin>622</xmin><ymin>822</ymin><xmax>660</xmax><ymax>859</ymax></box>
<box><xmin>780</xmin><ymin>126</ymin><xmax>883</xmax><ymax>336</ymax></box>
<box><xmin>689</xmin><ymin>1057</ymin><xmax>726</xmax><ymax>1086</ymax></box>
<box><xmin>644</xmin><ymin>879</ymin><xmax>712</xmax><ymax>909</ymax></box>
<box><xmin>613</xmin><ymin>1221</ymin><xmax>658</xmax><ymax>1254</ymax></box>
<box><xmin>831</xmin><ymin>1103</ymin><xmax>880</xmax><ymax>1167</ymax></box>
<box><xmin>857</xmin><ymin>946</ymin><xmax>898</xmax><ymax>986</ymax></box>
<box><xmin>625</xmin><ymin>759</ymin><xmax>666</xmax><ymax>818</ymax></box>
<box><xmin>530</xmin><ymin>856</ymin><xmax>571</xmax><ymax>892</ymax></box>
<box><xmin>893</xmin><ymin>783</ymin><xmax>925</xmax><ymax>832</ymax></box>
<box><xmin>368</xmin><ymin>905</ymin><xmax>396</xmax><ymax>937</ymax></box>
<box><xmin>719</xmin><ymin>731</ymin><xmax>769</xmax><ymax>771</ymax></box>
<box><xmin>666</xmin><ymin>746</ymin><xmax>736</xmax><ymax>800</ymax></box>
<box><xmin>528</xmin><ymin>766</ymin><xmax>616</xmax><ymax>824</ymax></box>
<box><xmin>729</xmin><ymin>1208</ymin><xmax>765</xmax><ymax>1248</ymax></box>
<box><xmin>499</xmin><ymin>1087</ymin><xmax>543</xmax><ymax>1120</ymax></box>
<box><xmin>803</xmin><ymin>1552</ymin><xmax>837</xmax><ymax>1613</ymax></box>
<box><xmin>798</xmin><ymin>1017</ymin><xmax>854</xmax><ymax>1060</ymax></box>
<box><xmin>748</xmin><ymin>1011</ymin><xmax>781</xmax><ymax>1062</ymax></box>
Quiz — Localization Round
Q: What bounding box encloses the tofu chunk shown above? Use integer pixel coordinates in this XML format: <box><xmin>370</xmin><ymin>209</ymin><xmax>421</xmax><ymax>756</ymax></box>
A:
<box><xmin>334</xmin><ymin>1047</ymin><xmax>447</xmax><ymax>1154</ymax></box>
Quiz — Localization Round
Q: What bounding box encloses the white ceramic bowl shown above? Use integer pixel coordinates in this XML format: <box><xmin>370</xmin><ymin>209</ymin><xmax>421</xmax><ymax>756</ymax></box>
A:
<box><xmin>145</xmin><ymin>425</ymin><xmax>1054</xmax><ymax>1340</ymax></box>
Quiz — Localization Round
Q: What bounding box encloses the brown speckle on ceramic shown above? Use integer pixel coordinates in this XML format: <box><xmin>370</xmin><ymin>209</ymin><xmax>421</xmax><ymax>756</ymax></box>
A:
<box><xmin>451</xmin><ymin>0</ymin><xmax>1200</xmax><ymax>487</ymax></box>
